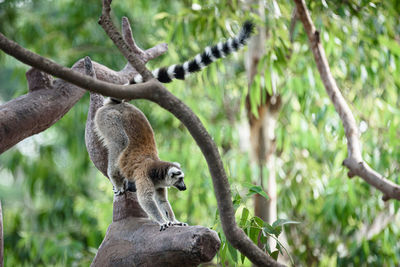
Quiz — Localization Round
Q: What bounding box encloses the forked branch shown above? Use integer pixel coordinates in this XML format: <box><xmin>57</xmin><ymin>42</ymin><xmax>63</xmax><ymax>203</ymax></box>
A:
<box><xmin>293</xmin><ymin>0</ymin><xmax>400</xmax><ymax>201</ymax></box>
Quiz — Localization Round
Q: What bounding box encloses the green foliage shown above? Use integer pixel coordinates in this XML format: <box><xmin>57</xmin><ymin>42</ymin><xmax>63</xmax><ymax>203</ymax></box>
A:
<box><xmin>1</xmin><ymin>0</ymin><xmax>400</xmax><ymax>266</ymax></box>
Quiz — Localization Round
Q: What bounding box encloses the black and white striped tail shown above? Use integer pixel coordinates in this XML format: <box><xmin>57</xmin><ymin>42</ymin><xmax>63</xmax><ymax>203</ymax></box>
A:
<box><xmin>129</xmin><ymin>21</ymin><xmax>254</xmax><ymax>85</ymax></box>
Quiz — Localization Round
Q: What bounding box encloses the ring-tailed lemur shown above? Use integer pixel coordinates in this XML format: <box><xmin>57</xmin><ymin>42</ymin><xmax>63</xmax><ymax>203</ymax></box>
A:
<box><xmin>95</xmin><ymin>102</ymin><xmax>187</xmax><ymax>231</ymax></box>
<box><xmin>129</xmin><ymin>21</ymin><xmax>254</xmax><ymax>84</ymax></box>
<box><xmin>94</xmin><ymin>21</ymin><xmax>254</xmax><ymax>231</ymax></box>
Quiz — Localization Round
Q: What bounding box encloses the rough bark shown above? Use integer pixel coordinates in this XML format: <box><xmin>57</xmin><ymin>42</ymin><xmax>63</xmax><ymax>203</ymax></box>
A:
<box><xmin>293</xmin><ymin>0</ymin><xmax>400</xmax><ymax>201</ymax></box>
<box><xmin>91</xmin><ymin>192</ymin><xmax>220</xmax><ymax>267</ymax></box>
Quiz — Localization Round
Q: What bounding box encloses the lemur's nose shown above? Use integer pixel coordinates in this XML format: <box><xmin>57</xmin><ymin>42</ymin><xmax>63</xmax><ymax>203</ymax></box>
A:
<box><xmin>178</xmin><ymin>184</ymin><xmax>186</xmax><ymax>191</ymax></box>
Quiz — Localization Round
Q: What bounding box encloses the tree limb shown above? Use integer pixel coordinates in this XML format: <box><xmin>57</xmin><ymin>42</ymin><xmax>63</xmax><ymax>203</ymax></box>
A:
<box><xmin>293</xmin><ymin>0</ymin><xmax>400</xmax><ymax>201</ymax></box>
<box><xmin>91</xmin><ymin>192</ymin><xmax>220</xmax><ymax>267</ymax></box>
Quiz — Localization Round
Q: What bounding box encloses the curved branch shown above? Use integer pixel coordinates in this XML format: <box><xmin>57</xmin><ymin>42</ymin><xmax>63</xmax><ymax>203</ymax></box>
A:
<box><xmin>0</xmin><ymin>21</ymin><xmax>283</xmax><ymax>267</ymax></box>
<box><xmin>293</xmin><ymin>0</ymin><xmax>400</xmax><ymax>201</ymax></box>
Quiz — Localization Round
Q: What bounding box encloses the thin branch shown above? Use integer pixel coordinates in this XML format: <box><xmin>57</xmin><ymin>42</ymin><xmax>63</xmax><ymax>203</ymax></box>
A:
<box><xmin>99</xmin><ymin>0</ymin><xmax>153</xmax><ymax>81</ymax></box>
<box><xmin>289</xmin><ymin>6</ymin><xmax>298</xmax><ymax>43</ymax></box>
<box><xmin>0</xmin><ymin>15</ymin><xmax>284</xmax><ymax>267</ymax></box>
<box><xmin>355</xmin><ymin>203</ymin><xmax>399</xmax><ymax>243</ymax></box>
<box><xmin>293</xmin><ymin>0</ymin><xmax>400</xmax><ymax>201</ymax></box>
<box><xmin>120</xmin><ymin>16</ymin><xmax>168</xmax><ymax>72</ymax></box>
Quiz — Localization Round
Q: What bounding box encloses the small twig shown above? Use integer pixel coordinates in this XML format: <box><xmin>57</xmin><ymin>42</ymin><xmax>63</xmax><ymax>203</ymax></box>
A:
<box><xmin>121</xmin><ymin>17</ymin><xmax>144</xmax><ymax>55</ymax></box>
<box><xmin>289</xmin><ymin>6</ymin><xmax>298</xmax><ymax>43</ymax></box>
<box><xmin>293</xmin><ymin>0</ymin><xmax>400</xmax><ymax>201</ymax></box>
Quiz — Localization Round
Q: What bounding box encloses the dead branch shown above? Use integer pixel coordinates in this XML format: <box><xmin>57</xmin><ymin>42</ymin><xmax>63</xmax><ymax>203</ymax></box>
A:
<box><xmin>293</xmin><ymin>0</ymin><xmax>400</xmax><ymax>201</ymax></box>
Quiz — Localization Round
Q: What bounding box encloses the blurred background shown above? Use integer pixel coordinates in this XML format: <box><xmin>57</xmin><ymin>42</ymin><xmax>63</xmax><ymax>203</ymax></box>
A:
<box><xmin>0</xmin><ymin>0</ymin><xmax>399</xmax><ymax>266</ymax></box>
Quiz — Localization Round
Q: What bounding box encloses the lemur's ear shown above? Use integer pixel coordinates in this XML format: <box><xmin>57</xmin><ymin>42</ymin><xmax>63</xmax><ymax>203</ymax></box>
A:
<box><xmin>172</xmin><ymin>162</ymin><xmax>181</xmax><ymax>168</ymax></box>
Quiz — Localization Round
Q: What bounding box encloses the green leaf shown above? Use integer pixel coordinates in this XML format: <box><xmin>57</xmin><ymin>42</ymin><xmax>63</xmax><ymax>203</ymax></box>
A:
<box><xmin>378</xmin><ymin>36</ymin><xmax>400</xmax><ymax>57</ymax></box>
<box><xmin>239</xmin><ymin>208</ymin><xmax>249</xmax><ymax>227</ymax></box>
<box><xmin>227</xmin><ymin>243</ymin><xmax>238</xmax><ymax>263</ymax></box>
<box><xmin>243</xmin><ymin>183</ymin><xmax>269</xmax><ymax>200</ymax></box>
<box><xmin>272</xmin><ymin>219</ymin><xmax>300</xmax><ymax>228</ymax></box>
<box><xmin>153</xmin><ymin>12</ymin><xmax>170</xmax><ymax>20</ymax></box>
<box><xmin>253</xmin><ymin>216</ymin><xmax>264</xmax><ymax>227</ymax></box>
<box><xmin>263</xmin><ymin>224</ymin><xmax>277</xmax><ymax>236</ymax></box>
<box><xmin>240</xmin><ymin>252</ymin><xmax>246</xmax><ymax>264</ymax></box>
<box><xmin>232</xmin><ymin>192</ymin><xmax>242</xmax><ymax>211</ymax></box>
<box><xmin>271</xmin><ymin>250</ymin><xmax>279</xmax><ymax>261</ymax></box>
<box><xmin>249</xmin><ymin>219</ymin><xmax>262</xmax><ymax>244</ymax></box>
<box><xmin>220</xmin><ymin>241</ymin><xmax>227</xmax><ymax>266</ymax></box>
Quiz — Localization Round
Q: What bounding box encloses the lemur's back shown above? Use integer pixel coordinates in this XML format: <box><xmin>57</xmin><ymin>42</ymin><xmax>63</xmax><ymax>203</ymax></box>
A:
<box><xmin>121</xmin><ymin>103</ymin><xmax>158</xmax><ymax>158</ymax></box>
<box><xmin>95</xmin><ymin>102</ymin><xmax>159</xmax><ymax>178</ymax></box>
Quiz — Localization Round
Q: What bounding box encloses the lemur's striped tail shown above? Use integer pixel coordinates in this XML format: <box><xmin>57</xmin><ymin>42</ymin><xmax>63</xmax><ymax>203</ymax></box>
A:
<box><xmin>129</xmin><ymin>21</ymin><xmax>254</xmax><ymax>85</ymax></box>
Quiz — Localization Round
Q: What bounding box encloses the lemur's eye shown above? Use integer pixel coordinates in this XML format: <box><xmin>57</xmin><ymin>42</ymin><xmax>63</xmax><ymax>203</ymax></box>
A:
<box><xmin>172</xmin><ymin>171</ymin><xmax>182</xmax><ymax>177</ymax></box>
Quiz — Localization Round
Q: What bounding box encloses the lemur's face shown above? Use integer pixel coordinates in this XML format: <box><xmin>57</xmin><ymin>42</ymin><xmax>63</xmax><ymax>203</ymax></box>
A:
<box><xmin>166</xmin><ymin>164</ymin><xmax>186</xmax><ymax>191</ymax></box>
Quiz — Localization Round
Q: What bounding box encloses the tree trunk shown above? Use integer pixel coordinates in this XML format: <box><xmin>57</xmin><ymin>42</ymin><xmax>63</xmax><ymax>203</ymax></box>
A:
<box><xmin>91</xmin><ymin>192</ymin><xmax>220</xmax><ymax>267</ymax></box>
<box><xmin>245</xmin><ymin>0</ymin><xmax>281</xmax><ymax>252</ymax></box>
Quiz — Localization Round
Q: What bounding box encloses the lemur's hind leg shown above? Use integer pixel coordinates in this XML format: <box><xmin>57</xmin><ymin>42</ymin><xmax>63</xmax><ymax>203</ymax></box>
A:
<box><xmin>95</xmin><ymin>108</ymin><xmax>129</xmax><ymax>195</ymax></box>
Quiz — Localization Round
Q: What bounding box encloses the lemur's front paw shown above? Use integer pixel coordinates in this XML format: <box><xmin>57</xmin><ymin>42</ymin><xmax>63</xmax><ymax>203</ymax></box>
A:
<box><xmin>160</xmin><ymin>222</ymin><xmax>171</xmax><ymax>231</ymax></box>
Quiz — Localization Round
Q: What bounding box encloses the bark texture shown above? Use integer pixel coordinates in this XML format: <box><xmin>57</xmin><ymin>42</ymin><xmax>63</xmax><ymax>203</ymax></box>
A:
<box><xmin>293</xmin><ymin>0</ymin><xmax>400</xmax><ymax>201</ymax></box>
<box><xmin>91</xmin><ymin>193</ymin><xmax>220</xmax><ymax>267</ymax></box>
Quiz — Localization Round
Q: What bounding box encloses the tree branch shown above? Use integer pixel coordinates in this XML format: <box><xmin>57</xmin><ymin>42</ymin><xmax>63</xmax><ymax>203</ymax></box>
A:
<box><xmin>99</xmin><ymin>0</ymin><xmax>153</xmax><ymax>81</ymax></box>
<box><xmin>91</xmin><ymin>192</ymin><xmax>220</xmax><ymax>267</ymax></box>
<box><xmin>0</xmin><ymin>28</ymin><xmax>169</xmax><ymax>154</ymax></box>
<box><xmin>293</xmin><ymin>0</ymin><xmax>400</xmax><ymax>201</ymax></box>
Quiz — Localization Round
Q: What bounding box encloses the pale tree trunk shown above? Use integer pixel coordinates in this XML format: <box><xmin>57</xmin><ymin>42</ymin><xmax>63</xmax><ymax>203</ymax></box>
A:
<box><xmin>245</xmin><ymin>0</ymin><xmax>281</xmax><ymax>254</ymax></box>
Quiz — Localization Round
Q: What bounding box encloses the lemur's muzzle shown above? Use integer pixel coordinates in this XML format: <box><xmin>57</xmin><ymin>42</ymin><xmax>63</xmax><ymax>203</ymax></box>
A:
<box><xmin>175</xmin><ymin>181</ymin><xmax>186</xmax><ymax>191</ymax></box>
